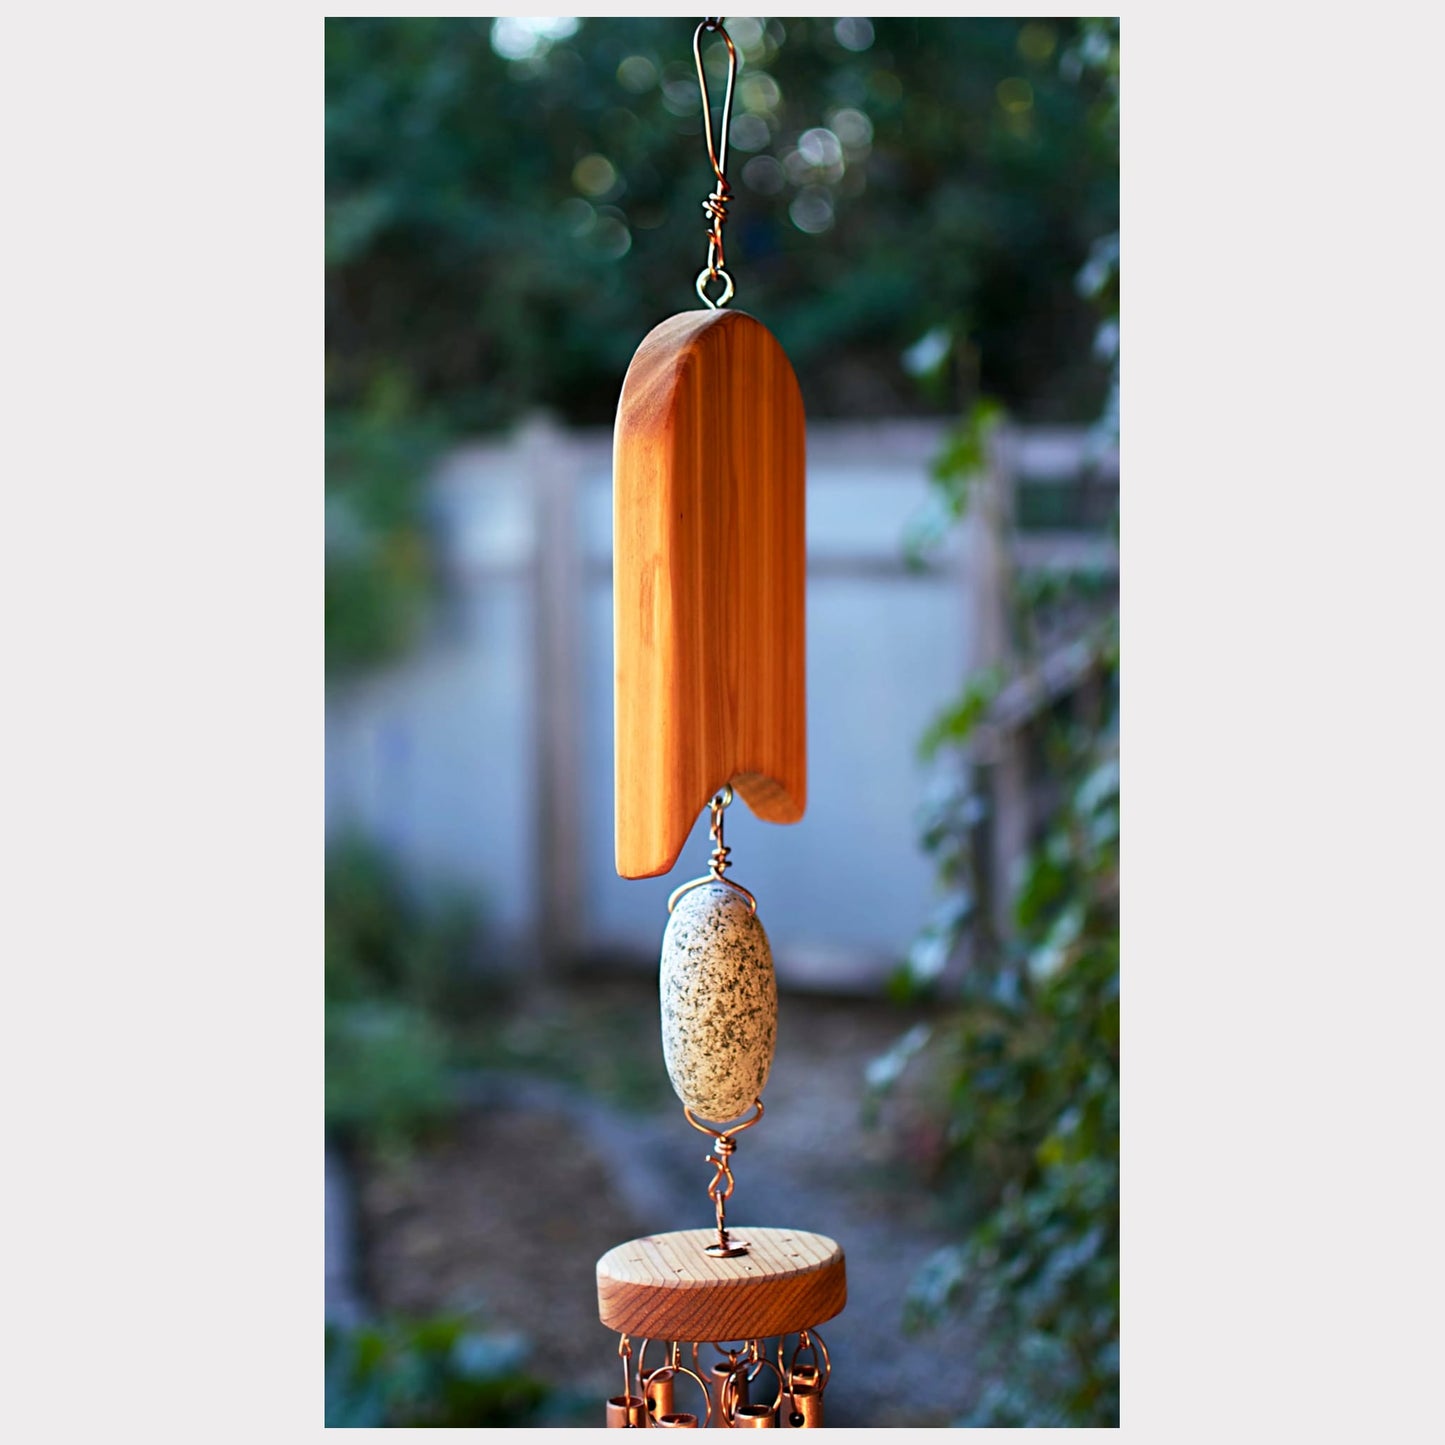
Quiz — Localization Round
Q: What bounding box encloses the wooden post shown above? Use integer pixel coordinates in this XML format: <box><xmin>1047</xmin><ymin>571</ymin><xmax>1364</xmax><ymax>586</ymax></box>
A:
<box><xmin>964</xmin><ymin>424</ymin><xmax>1028</xmax><ymax>943</ymax></box>
<box><xmin>527</xmin><ymin>414</ymin><xmax>584</xmax><ymax>969</ymax></box>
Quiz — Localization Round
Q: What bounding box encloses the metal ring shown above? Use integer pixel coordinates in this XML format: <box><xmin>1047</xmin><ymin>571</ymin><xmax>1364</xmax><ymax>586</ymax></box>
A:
<box><xmin>667</xmin><ymin>870</ymin><xmax>756</xmax><ymax>914</ymax></box>
<box><xmin>787</xmin><ymin>1329</ymin><xmax>831</xmax><ymax>1392</ymax></box>
<box><xmin>683</xmin><ymin>1097</ymin><xmax>764</xmax><ymax>1139</ymax></box>
<box><xmin>635</xmin><ymin>1337</ymin><xmax>660</xmax><ymax>1386</ymax></box>
<box><xmin>648</xmin><ymin>1362</ymin><xmax>713</xmax><ymax>1428</ymax></box>
<box><xmin>695</xmin><ymin>1339</ymin><xmax>750</xmax><ymax>1368</ymax></box>
<box><xmin>691</xmin><ymin>1340</ymin><xmax>753</xmax><ymax>1388</ymax></box>
<box><xmin>723</xmin><ymin>1355</ymin><xmax>784</xmax><ymax>1420</ymax></box>
<box><xmin>696</xmin><ymin>267</ymin><xmax>734</xmax><ymax>308</ymax></box>
<box><xmin>639</xmin><ymin>1359</ymin><xmax>676</xmax><ymax>1423</ymax></box>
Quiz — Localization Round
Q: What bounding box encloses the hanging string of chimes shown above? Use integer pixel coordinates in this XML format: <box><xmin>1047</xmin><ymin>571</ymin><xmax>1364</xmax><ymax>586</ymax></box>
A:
<box><xmin>598</xmin><ymin>16</ymin><xmax>845</xmax><ymax>1428</ymax></box>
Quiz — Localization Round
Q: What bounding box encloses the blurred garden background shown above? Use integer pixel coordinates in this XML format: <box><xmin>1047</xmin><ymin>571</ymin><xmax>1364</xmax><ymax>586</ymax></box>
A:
<box><xmin>326</xmin><ymin>16</ymin><xmax>1118</xmax><ymax>1429</ymax></box>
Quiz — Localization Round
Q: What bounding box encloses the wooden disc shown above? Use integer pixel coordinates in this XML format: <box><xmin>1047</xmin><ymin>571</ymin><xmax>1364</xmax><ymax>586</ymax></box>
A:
<box><xmin>596</xmin><ymin>1227</ymin><xmax>845</xmax><ymax>1341</ymax></box>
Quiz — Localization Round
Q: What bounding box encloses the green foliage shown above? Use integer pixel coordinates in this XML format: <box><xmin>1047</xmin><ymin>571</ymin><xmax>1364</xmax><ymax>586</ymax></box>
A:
<box><xmin>325</xmin><ymin>1002</ymin><xmax>456</xmax><ymax>1154</ymax></box>
<box><xmin>903</xmin><ymin>730</ymin><xmax>1119</xmax><ymax>1427</ymax></box>
<box><xmin>325</xmin><ymin>836</ymin><xmax>486</xmax><ymax>1151</ymax></box>
<box><xmin>325</xmin><ymin>833</ymin><xmax>479</xmax><ymax>1011</ymax></box>
<box><xmin>904</xmin><ymin>397</ymin><xmax>1005</xmax><ymax>565</ymax></box>
<box><xmin>326</xmin><ymin>17</ymin><xmax>1119</xmax><ymax>432</ymax></box>
<box><xmin>325</xmin><ymin>1313</ymin><xmax>549</xmax><ymax>1427</ymax></box>
<box><xmin>876</xmin><ymin>18</ymin><xmax>1121</xmax><ymax>1425</ymax></box>
<box><xmin>917</xmin><ymin>667</ymin><xmax>1003</xmax><ymax>762</ymax></box>
<box><xmin>882</xmin><ymin>654</ymin><xmax>1119</xmax><ymax>1425</ymax></box>
<box><xmin>1063</xmin><ymin>18</ymin><xmax>1120</xmax><ymax>453</ymax></box>
<box><xmin>325</xmin><ymin>836</ymin><xmax>671</xmax><ymax>1150</ymax></box>
<box><xmin>326</xmin><ymin>406</ymin><xmax>444</xmax><ymax>679</ymax></box>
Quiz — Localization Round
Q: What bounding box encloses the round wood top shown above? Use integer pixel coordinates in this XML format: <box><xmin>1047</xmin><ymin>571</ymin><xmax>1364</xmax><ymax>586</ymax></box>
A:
<box><xmin>596</xmin><ymin>1227</ymin><xmax>846</xmax><ymax>1341</ymax></box>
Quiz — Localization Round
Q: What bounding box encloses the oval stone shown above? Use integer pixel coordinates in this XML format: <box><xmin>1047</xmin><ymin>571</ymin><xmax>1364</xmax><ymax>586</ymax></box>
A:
<box><xmin>659</xmin><ymin>881</ymin><xmax>777</xmax><ymax>1121</ymax></box>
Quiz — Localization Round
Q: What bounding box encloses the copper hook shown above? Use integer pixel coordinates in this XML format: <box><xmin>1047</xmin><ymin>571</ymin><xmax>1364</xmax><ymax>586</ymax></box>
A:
<box><xmin>693</xmin><ymin>20</ymin><xmax>736</xmax><ymax>184</ymax></box>
<box><xmin>692</xmin><ymin>18</ymin><xmax>738</xmax><ymax>304</ymax></box>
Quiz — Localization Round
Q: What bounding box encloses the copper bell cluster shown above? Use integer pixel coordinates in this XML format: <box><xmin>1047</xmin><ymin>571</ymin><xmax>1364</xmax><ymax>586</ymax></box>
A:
<box><xmin>606</xmin><ymin>1334</ymin><xmax>830</xmax><ymax>1428</ymax></box>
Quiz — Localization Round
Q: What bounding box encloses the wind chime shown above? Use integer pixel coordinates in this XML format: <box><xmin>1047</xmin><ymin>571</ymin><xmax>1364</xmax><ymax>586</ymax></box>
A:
<box><xmin>596</xmin><ymin>18</ymin><xmax>845</xmax><ymax>1428</ymax></box>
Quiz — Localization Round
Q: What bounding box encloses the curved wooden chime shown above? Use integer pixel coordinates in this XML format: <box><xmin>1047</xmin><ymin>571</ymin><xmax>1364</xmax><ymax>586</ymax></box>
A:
<box><xmin>598</xmin><ymin>18</ymin><xmax>845</xmax><ymax>1428</ymax></box>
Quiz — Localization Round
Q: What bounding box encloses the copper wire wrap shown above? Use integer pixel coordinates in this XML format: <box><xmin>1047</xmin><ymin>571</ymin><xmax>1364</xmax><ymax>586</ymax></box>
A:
<box><xmin>683</xmin><ymin>1097</ymin><xmax>764</xmax><ymax>1256</ymax></box>
<box><xmin>667</xmin><ymin>786</ymin><xmax>758</xmax><ymax>914</ymax></box>
<box><xmin>692</xmin><ymin>18</ymin><xmax>737</xmax><ymax>307</ymax></box>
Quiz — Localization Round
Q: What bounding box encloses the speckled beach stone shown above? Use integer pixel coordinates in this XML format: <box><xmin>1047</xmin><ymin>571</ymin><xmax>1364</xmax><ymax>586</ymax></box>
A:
<box><xmin>659</xmin><ymin>881</ymin><xmax>777</xmax><ymax>1121</ymax></box>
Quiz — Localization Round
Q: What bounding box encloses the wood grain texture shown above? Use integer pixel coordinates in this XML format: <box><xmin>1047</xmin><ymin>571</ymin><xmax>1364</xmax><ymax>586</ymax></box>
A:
<box><xmin>596</xmin><ymin>1227</ymin><xmax>845</xmax><ymax>1340</ymax></box>
<box><xmin>613</xmin><ymin>309</ymin><xmax>807</xmax><ymax>879</ymax></box>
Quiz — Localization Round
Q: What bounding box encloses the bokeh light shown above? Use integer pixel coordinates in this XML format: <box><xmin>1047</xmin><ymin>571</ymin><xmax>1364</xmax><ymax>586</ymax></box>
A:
<box><xmin>788</xmin><ymin>186</ymin><xmax>835</xmax><ymax>233</ymax></box>
<box><xmin>616</xmin><ymin>54</ymin><xmax>657</xmax><ymax>93</ymax></box>
<box><xmin>834</xmin><ymin>17</ymin><xmax>875</xmax><ymax>53</ymax></box>
<box><xmin>571</xmin><ymin>153</ymin><xmax>617</xmax><ymax>198</ymax></box>
<box><xmin>997</xmin><ymin>76</ymin><xmax>1035</xmax><ymax>114</ymax></box>
<box><xmin>489</xmin><ymin>16</ymin><xmax>578</xmax><ymax>62</ymax></box>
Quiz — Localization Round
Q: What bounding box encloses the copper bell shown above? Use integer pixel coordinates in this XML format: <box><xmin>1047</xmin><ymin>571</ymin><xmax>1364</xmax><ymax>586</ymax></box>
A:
<box><xmin>733</xmin><ymin>1403</ymin><xmax>778</xmax><ymax>1427</ymax></box>
<box><xmin>782</xmin><ymin>1383</ymin><xmax>824</xmax><ymax>1429</ymax></box>
<box><xmin>606</xmin><ymin>1394</ymin><xmax>649</xmax><ymax>1427</ymax></box>
<box><xmin>783</xmin><ymin>1367</ymin><xmax>824</xmax><ymax>1429</ymax></box>
<box><xmin>644</xmin><ymin>1367</ymin><xmax>676</xmax><ymax>1422</ymax></box>
<box><xmin>712</xmin><ymin>1359</ymin><xmax>747</xmax><ymax>1409</ymax></box>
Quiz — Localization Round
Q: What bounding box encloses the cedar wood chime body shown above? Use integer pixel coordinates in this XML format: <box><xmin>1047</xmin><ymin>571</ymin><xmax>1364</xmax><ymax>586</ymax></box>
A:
<box><xmin>597</xmin><ymin>18</ymin><xmax>845</xmax><ymax>1428</ymax></box>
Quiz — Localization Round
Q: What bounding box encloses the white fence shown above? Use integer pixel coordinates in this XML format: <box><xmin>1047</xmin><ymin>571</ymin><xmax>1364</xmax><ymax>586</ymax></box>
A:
<box><xmin>325</xmin><ymin>417</ymin><xmax>1116</xmax><ymax>988</ymax></box>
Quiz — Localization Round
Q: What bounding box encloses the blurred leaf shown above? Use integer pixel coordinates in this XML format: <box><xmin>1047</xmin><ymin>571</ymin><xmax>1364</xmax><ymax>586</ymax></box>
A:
<box><xmin>918</xmin><ymin>666</ymin><xmax>1004</xmax><ymax>759</ymax></box>
<box><xmin>325</xmin><ymin>1001</ymin><xmax>456</xmax><ymax>1152</ymax></box>
<box><xmin>325</xmin><ymin>411</ymin><xmax>445</xmax><ymax>677</ymax></box>
<box><xmin>326</xmin><ymin>1313</ymin><xmax>549</xmax><ymax>1428</ymax></box>
<box><xmin>864</xmin><ymin>1022</ymin><xmax>932</xmax><ymax>1096</ymax></box>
